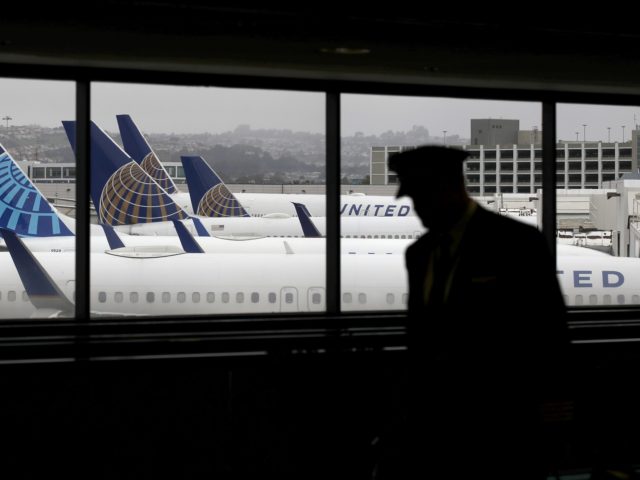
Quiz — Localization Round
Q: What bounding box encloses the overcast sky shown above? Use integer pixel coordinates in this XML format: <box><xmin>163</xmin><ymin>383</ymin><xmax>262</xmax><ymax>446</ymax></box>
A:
<box><xmin>2</xmin><ymin>78</ymin><xmax>640</xmax><ymax>142</ymax></box>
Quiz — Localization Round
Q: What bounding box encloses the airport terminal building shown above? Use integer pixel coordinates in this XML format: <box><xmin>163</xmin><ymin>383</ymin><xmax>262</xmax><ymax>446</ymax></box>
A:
<box><xmin>370</xmin><ymin>119</ymin><xmax>640</xmax><ymax>194</ymax></box>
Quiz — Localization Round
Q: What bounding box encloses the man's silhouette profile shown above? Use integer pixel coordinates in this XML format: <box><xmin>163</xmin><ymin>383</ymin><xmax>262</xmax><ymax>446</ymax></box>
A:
<box><xmin>374</xmin><ymin>145</ymin><xmax>568</xmax><ymax>480</ymax></box>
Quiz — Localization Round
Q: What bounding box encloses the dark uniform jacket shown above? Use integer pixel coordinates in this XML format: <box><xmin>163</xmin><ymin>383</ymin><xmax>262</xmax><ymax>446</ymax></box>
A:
<box><xmin>396</xmin><ymin>205</ymin><xmax>568</xmax><ymax>479</ymax></box>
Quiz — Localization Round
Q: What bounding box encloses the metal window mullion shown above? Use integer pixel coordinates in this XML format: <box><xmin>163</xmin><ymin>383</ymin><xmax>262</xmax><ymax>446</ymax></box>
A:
<box><xmin>326</xmin><ymin>93</ymin><xmax>340</xmax><ymax>314</ymax></box>
<box><xmin>542</xmin><ymin>102</ymin><xmax>557</xmax><ymax>266</ymax></box>
<box><xmin>75</xmin><ymin>80</ymin><xmax>90</xmax><ymax>320</ymax></box>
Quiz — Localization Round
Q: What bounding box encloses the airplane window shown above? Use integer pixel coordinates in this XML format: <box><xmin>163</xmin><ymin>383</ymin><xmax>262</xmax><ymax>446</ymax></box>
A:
<box><xmin>617</xmin><ymin>295</ymin><xmax>626</xmax><ymax>305</ymax></box>
<box><xmin>22</xmin><ymin>291</ymin><xmax>29</xmax><ymax>302</ymax></box>
<box><xmin>98</xmin><ymin>292</ymin><xmax>107</xmax><ymax>303</ymax></box>
<box><xmin>222</xmin><ymin>292</ymin><xmax>230</xmax><ymax>303</ymax></box>
<box><xmin>8</xmin><ymin>291</ymin><xmax>16</xmax><ymax>302</ymax></box>
<box><xmin>236</xmin><ymin>292</ymin><xmax>245</xmax><ymax>303</ymax></box>
<box><xmin>575</xmin><ymin>295</ymin><xmax>583</xmax><ymax>305</ymax></box>
<box><xmin>402</xmin><ymin>293</ymin><xmax>408</xmax><ymax>305</ymax></box>
<box><xmin>358</xmin><ymin>293</ymin><xmax>367</xmax><ymax>304</ymax></box>
<box><xmin>374</xmin><ymin>235</ymin><xmax>379</xmax><ymax>239</ymax></box>
<box><xmin>251</xmin><ymin>292</ymin><xmax>259</xmax><ymax>303</ymax></box>
<box><xmin>589</xmin><ymin>294</ymin><xmax>598</xmax><ymax>305</ymax></box>
<box><xmin>207</xmin><ymin>292</ymin><xmax>215</xmax><ymax>303</ymax></box>
<box><xmin>115</xmin><ymin>292</ymin><xmax>124</xmax><ymax>303</ymax></box>
<box><xmin>386</xmin><ymin>293</ymin><xmax>395</xmax><ymax>304</ymax></box>
<box><xmin>633</xmin><ymin>295</ymin><xmax>640</xmax><ymax>304</ymax></box>
<box><xmin>177</xmin><ymin>292</ymin><xmax>186</xmax><ymax>303</ymax></box>
<box><xmin>343</xmin><ymin>293</ymin><xmax>352</xmax><ymax>303</ymax></box>
<box><xmin>162</xmin><ymin>292</ymin><xmax>171</xmax><ymax>303</ymax></box>
<box><xmin>130</xmin><ymin>292</ymin><xmax>139</xmax><ymax>303</ymax></box>
<box><xmin>268</xmin><ymin>293</ymin><xmax>277</xmax><ymax>303</ymax></box>
<box><xmin>285</xmin><ymin>293</ymin><xmax>294</xmax><ymax>304</ymax></box>
<box><xmin>147</xmin><ymin>292</ymin><xmax>155</xmax><ymax>303</ymax></box>
<box><xmin>603</xmin><ymin>295</ymin><xmax>612</xmax><ymax>305</ymax></box>
<box><xmin>312</xmin><ymin>293</ymin><xmax>321</xmax><ymax>304</ymax></box>
<box><xmin>401</xmin><ymin>235</ymin><xmax>406</xmax><ymax>239</ymax></box>
<box><xmin>394</xmin><ymin>235</ymin><xmax>399</xmax><ymax>239</ymax></box>
<box><xmin>192</xmin><ymin>292</ymin><xmax>201</xmax><ymax>303</ymax></box>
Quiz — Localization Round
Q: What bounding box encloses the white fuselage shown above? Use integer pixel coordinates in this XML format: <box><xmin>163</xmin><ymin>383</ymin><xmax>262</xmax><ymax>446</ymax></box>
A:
<box><xmin>170</xmin><ymin>191</ymin><xmax>415</xmax><ymax>217</ymax></box>
<box><xmin>5</xmin><ymin>235</ymin><xmax>412</xmax><ymax>255</ymax></box>
<box><xmin>118</xmin><ymin>215</ymin><xmax>425</xmax><ymax>239</ymax></box>
<box><xmin>0</xmin><ymin>245</ymin><xmax>636</xmax><ymax>319</ymax></box>
<box><xmin>0</xmin><ymin>251</ymin><xmax>408</xmax><ymax>318</ymax></box>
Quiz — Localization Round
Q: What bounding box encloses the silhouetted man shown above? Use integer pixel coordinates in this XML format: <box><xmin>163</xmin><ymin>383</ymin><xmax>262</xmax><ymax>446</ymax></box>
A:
<box><xmin>374</xmin><ymin>145</ymin><xmax>568</xmax><ymax>479</ymax></box>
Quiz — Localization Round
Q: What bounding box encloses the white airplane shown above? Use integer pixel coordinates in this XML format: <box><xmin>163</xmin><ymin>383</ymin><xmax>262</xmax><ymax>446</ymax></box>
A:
<box><xmin>116</xmin><ymin>114</ymin><xmax>415</xmax><ymax>218</ymax></box>
<box><xmin>0</xmin><ymin>225</ymin><xmax>635</xmax><ymax>319</ymax></box>
<box><xmin>0</xmin><ymin>228</ymin><xmax>408</xmax><ymax>319</ymax></box>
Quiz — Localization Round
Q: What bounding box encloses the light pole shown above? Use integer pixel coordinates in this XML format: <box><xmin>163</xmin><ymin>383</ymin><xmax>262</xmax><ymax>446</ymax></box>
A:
<box><xmin>622</xmin><ymin>125</ymin><xmax>626</xmax><ymax>142</ymax></box>
<box><xmin>2</xmin><ymin>116</ymin><xmax>12</xmax><ymax>128</ymax></box>
<box><xmin>607</xmin><ymin>127</ymin><xmax>611</xmax><ymax>143</ymax></box>
<box><xmin>575</xmin><ymin>132</ymin><xmax>579</xmax><ymax>141</ymax></box>
<box><xmin>443</xmin><ymin>130</ymin><xmax>447</xmax><ymax>145</ymax></box>
<box><xmin>582</xmin><ymin>124</ymin><xmax>587</xmax><ymax>142</ymax></box>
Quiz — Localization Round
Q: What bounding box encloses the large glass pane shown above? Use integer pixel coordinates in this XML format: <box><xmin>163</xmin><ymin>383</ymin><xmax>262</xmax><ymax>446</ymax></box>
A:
<box><xmin>341</xmin><ymin>95</ymin><xmax>541</xmax><ymax>311</ymax></box>
<box><xmin>0</xmin><ymin>78</ymin><xmax>75</xmax><ymax>319</ymax></box>
<box><xmin>90</xmin><ymin>82</ymin><xmax>325</xmax><ymax>316</ymax></box>
<box><xmin>557</xmin><ymin>104</ymin><xmax>640</xmax><ymax>306</ymax></box>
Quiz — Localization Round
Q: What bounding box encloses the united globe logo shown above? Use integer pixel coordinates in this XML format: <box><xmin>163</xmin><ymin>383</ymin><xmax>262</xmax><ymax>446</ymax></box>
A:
<box><xmin>197</xmin><ymin>183</ymin><xmax>249</xmax><ymax>217</ymax></box>
<box><xmin>99</xmin><ymin>162</ymin><xmax>188</xmax><ymax>225</ymax></box>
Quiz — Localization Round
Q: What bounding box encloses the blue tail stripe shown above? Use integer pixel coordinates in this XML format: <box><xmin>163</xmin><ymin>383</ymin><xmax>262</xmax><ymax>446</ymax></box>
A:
<box><xmin>15</xmin><ymin>190</ymin><xmax>30</xmax><ymax>209</ymax></box>
<box><xmin>51</xmin><ymin>216</ymin><xmax>61</xmax><ymax>235</ymax></box>
<box><xmin>28</xmin><ymin>214</ymin><xmax>38</xmax><ymax>235</ymax></box>
<box><xmin>0</xmin><ymin>180</ymin><xmax>14</xmax><ymax>196</ymax></box>
<box><xmin>7</xmin><ymin>210</ymin><xmax>21</xmax><ymax>230</ymax></box>
<box><xmin>33</xmin><ymin>194</ymin><xmax>41</xmax><ymax>211</ymax></box>
<box><xmin>4</xmin><ymin>184</ymin><xmax>21</xmax><ymax>204</ymax></box>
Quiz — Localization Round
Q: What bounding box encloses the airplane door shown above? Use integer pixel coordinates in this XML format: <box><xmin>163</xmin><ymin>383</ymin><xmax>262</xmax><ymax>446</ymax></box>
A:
<box><xmin>307</xmin><ymin>287</ymin><xmax>325</xmax><ymax>312</ymax></box>
<box><xmin>280</xmin><ymin>287</ymin><xmax>299</xmax><ymax>312</ymax></box>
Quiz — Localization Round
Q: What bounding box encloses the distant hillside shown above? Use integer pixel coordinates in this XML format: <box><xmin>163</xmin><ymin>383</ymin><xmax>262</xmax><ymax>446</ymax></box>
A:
<box><xmin>0</xmin><ymin>124</ymin><xmax>467</xmax><ymax>184</ymax></box>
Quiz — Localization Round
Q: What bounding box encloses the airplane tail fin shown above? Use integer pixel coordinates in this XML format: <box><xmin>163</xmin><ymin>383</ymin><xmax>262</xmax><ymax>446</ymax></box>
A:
<box><xmin>63</xmin><ymin>121</ymin><xmax>189</xmax><ymax>226</ymax></box>
<box><xmin>0</xmin><ymin>143</ymin><xmax>73</xmax><ymax>237</ymax></box>
<box><xmin>190</xmin><ymin>216</ymin><xmax>211</xmax><ymax>237</ymax></box>
<box><xmin>181</xmin><ymin>155</ymin><xmax>250</xmax><ymax>217</ymax></box>
<box><xmin>101</xmin><ymin>224</ymin><xmax>126</xmax><ymax>249</ymax></box>
<box><xmin>0</xmin><ymin>227</ymin><xmax>74</xmax><ymax>316</ymax></box>
<box><xmin>172</xmin><ymin>220</ymin><xmax>204</xmax><ymax>253</ymax></box>
<box><xmin>116</xmin><ymin>114</ymin><xmax>178</xmax><ymax>194</ymax></box>
<box><xmin>292</xmin><ymin>202</ymin><xmax>321</xmax><ymax>237</ymax></box>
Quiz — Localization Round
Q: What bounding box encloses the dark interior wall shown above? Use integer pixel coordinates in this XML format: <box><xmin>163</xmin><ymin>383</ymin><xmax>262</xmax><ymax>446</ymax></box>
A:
<box><xmin>0</xmin><ymin>353</ymin><xmax>406</xmax><ymax>479</ymax></box>
<box><xmin>1</xmin><ymin>344</ymin><xmax>639</xmax><ymax>479</ymax></box>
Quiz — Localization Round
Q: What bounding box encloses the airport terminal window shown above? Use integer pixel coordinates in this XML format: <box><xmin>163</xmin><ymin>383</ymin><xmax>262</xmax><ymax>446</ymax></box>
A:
<box><xmin>558</xmin><ymin>103</ymin><xmax>640</xmax><ymax>306</ymax></box>
<box><xmin>88</xmin><ymin>82</ymin><xmax>325</xmax><ymax>316</ymax></box>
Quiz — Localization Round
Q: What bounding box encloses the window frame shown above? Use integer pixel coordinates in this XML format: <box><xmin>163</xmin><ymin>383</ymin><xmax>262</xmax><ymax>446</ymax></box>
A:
<box><xmin>1</xmin><ymin>64</ymin><xmax>640</xmax><ymax>363</ymax></box>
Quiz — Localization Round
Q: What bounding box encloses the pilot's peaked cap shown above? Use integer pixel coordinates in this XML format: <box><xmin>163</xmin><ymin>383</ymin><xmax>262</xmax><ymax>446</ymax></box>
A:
<box><xmin>388</xmin><ymin>145</ymin><xmax>469</xmax><ymax>198</ymax></box>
